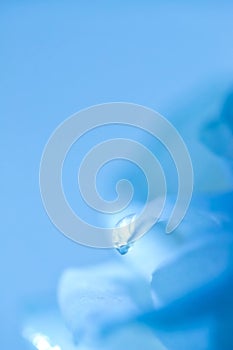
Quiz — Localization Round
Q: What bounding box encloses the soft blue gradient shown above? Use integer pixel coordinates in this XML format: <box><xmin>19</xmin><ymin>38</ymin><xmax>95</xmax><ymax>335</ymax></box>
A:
<box><xmin>1</xmin><ymin>1</ymin><xmax>233</xmax><ymax>348</ymax></box>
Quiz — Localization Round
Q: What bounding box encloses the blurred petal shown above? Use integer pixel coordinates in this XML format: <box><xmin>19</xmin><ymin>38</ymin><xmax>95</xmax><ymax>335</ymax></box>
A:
<box><xmin>151</xmin><ymin>234</ymin><xmax>233</xmax><ymax>305</ymax></box>
<box><xmin>57</xmin><ymin>263</ymin><xmax>153</xmax><ymax>345</ymax></box>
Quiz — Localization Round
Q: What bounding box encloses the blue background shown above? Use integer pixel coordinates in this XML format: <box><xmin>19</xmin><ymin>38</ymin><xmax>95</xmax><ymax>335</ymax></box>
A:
<box><xmin>1</xmin><ymin>1</ymin><xmax>233</xmax><ymax>348</ymax></box>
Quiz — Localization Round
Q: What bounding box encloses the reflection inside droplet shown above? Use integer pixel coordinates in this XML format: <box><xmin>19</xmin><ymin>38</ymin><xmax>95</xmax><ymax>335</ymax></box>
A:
<box><xmin>117</xmin><ymin>244</ymin><xmax>132</xmax><ymax>255</ymax></box>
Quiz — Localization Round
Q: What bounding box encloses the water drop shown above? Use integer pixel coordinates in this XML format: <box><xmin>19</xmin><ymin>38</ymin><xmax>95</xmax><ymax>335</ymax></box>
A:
<box><xmin>113</xmin><ymin>214</ymin><xmax>136</xmax><ymax>255</ymax></box>
<box><xmin>116</xmin><ymin>243</ymin><xmax>132</xmax><ymax>255</ymax></box>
